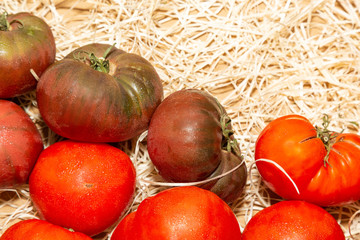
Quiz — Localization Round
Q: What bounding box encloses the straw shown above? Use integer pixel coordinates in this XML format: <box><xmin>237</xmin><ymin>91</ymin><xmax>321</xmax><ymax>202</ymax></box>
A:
<box><xmin>1</xmin><ymin>0</ymin><xmax>360</xmax><ymax>239</ymax></box>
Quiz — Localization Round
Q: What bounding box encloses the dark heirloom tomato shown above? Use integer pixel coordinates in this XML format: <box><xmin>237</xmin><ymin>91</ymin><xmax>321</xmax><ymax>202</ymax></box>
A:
<box><xmin>36</xmin><ymin>43</ymin><xmax>163</xmax><ymax>142</ymax></box>
<box><xmin>242</xmin><ymin>201</ymin><xmax>345</xmax><ymax>240</ymax></box>
<box><xmin>0</xmin><ymin>12</ymin><xmax>55</xmax><ymax>98</ymax></box>
<box><xmin>255</xmin><ymin>114</ymin><xmax>360</xmax><ymax>206</ymax></box>
<box><xmin>0</xmin><ymin>100</ymin><xmax>43</xmax><ymax>188</ymax></box>
<box><xmin>29</xmin><ymin>140</ymin><xmax>136</xmax><ymax>236</ymax></box>
<box><xmin>199</xmin><ymin>150</ymin><xmax>247</xmax><ymax>203</ymax></box>
<box><xmin>148</xmin><ymin>89</ymin><xmax>240</xmax><ymax>182</ymax></box>
<box><xmin>147</xmin><ymin>89</ymin><xmax>247</xmax><ymax>203</ymax></box>
<box><xmin>0</xmin><ymin>219</ymin><xmax>92</xmax><ymax>240</ymax></box>
<box><xmin>111</xmin><ymin>186</ymin><xmax>242</xmax><ymax>240</ymax></box>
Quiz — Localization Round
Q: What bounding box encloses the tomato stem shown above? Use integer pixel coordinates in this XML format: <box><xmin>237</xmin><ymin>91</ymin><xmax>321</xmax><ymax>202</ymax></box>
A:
<box><xmin>315</xmin><ymin>114</ymin><xmax>342</xmax><ymax>167</ymax></box>
<box><xmin>74</xmin><ymin>44</ymin><xmax>115</xmax><ymax>74</ymax></box>
<box><xmin>214</xmin><ymin>98</ymin><xmax>242</xmax><ymax>159</ymax></box>
<box><xmin>0</xmin><ymin>12</ymin><xmax>9</xmax><ymax>31</ymax></box>
<box><xmin>0</xmin><ymin>12</ymin><xmax>24</xmax><ymax>31</ymax></box>
<box><xmin>219</xmin><ymin>112</ymin><xmax>243</xmax><ymax>160</ymax></box>
<box><xmin>89</xmin><ymin>53</ymin><xmax>110</xmax><ymax>73</ymax></box>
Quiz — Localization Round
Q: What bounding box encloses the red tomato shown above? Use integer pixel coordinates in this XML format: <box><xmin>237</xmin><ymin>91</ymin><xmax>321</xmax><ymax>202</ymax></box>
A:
<box><xmin>0</xmin><ymin>12</ymin><xmax>56</xmax><ymax>98</ymax></box>
<box><xmin>0</xmin><ymin>219</ymin><xmax>92</xmax><ymax>240</ymax></box>
<box><xmin>29</xmin><ymin>140</ymin><xmax>136</xmax><ymax>236</ymax></box>
<box><xmin>255</xmin><ymin>114</ymin><xmax>360</xmax><ymax>206</ymax></box>
<box><xmin>111</xmin><ymin>186</ymin><xmax>242</xmax><ymax>240</ymax></box>
<box><xmin>110</xmin><ymin>212</ymin><xmax>136</xmax><ymax>240</ymax></box>
<box><xmin>242</xmin><ymin>201</ymin><xmax>345</xmax><ymax>240</ymax></box>
<box><xmin>36</xmin><ymin>43</ymin><xmax>163</xmax><ymax>142</ymax></box>
<box><xmin>0</xmin><ymin>100</ymin><xmax>43</xmax><ymax>188</ymax></box>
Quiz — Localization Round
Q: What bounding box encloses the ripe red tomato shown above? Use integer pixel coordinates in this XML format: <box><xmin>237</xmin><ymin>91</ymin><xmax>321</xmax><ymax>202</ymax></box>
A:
<box><xmin>0</xmin><ymin>219</ymin><xmax>92</xmax><ymax>240</ymax></box>
<box><xmin>111</xmin><ymin>186</ymin><xmax>242</xmax><ymax>240</ymax></box>
<box><xmin>242</xmin><ymin>200</ymin><xmax>345</xmax><ymax>240</ymax></box>
<box><xmin>0</xmin><ymin>12</ymin><xmax>56</xmax><ymax>98</ymax></box>
<box><xmin>255</xmin><ymin>114</ymin><xmax>360</xmax><ymax>206</ymax></box>
<box><xmin>147</xmin><ymin>89</ymin><xmax>247</xmax><ymax>203</ymax></box>
<box><xmin>36</xmin><ymin>43</ymin><xmax>163</xmax><ymax>142</ymax></box>
<box><xmin>0</xmin><ymin>100</ymin><xmax>43</xmax><ymax>188</ymax></box>
<box><xmin>110</xmin><ymin>212</ymin><xmax>136</xmax><ymax>240</ymax></box>
<box><xmin>29</xmin><ymin>140</ymin><xmax>136</xmax><ymax>236</ymax></box>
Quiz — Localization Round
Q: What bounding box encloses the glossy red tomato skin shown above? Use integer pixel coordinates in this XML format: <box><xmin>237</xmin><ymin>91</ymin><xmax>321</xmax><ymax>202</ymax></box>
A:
<box><xmin>112</xmin><ymin>186</ymin><xmax>242</xmax><ymax>240</ymax></box>
<box><xmin>36</xmin><ymin>43</ymin><xmax>163</xmax><ymax>142</ymax></box>
<box><xmin>0</xmin><ymin>219</ymin><xmax>92</xmax><ymax>240</ymax></box>
<box><xmin>29</xmin><ymin>140</ymin><xmax>136</xmax><ymax>236</ymax></box>
<box><xmin>0</xmin><ymin>12</ymin><xmax>56</xmax><ymax>98</ymax></box>
<box><xmin>255</xmin><ymin>114</ymin><xmax>360</xmax><ymax>206</ymax></box>
<box><xmin>147</xmin><ymin>89</ymin><xmax>226</xmax><ymax>182</ymax></box>
<box><xmin>0</xmin><ymin>100</ymin><xmax>43</xmax><ymax>188</ymax></box>
<box><xmin>110</xmin><ymin>212</ymin><xmax>136</xmax><ymax>240</ymax></box>
<box><xmin>242</xmin><ymin>201</ymin><xmax>345</xmax><ymax>240</ymax></box>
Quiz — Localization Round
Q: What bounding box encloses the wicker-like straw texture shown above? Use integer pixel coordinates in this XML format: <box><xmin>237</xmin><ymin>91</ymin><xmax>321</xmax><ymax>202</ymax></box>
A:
<box><xmin>1</xmin><ymin>0</ymin><xmax>360</xmax><ymax>239</ymax></box>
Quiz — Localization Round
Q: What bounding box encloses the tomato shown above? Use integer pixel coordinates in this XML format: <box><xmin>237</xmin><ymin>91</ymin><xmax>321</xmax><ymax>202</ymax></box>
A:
<box><xmin>36</xmin><ymin>43</ymin><xmax>163</xmax><ymax>142</ymax></box>
<box><xmin>0</xmin><ymin>100</ymin><xmax>43</xmax><ymax>188</ymax></box>
<box><xmin>29</xmin><ymin>140</ymin><xmax>136</xmax><ymax>236</ymax></box>
<box><xmin>255</xmin><ymin>114</ymin><xmax>360</xmax><ymax>206</ymax></box>
<box><xmin>147</xmin><ymin>89</ymin><xmax>247</xmax><ymax>203</ymax></box>
<box><xmin>0</xmin><ymin>12</ymin><xmax>55</xmax><ymax>98</ymax></box>
<box><xmin>147</xmin><ymin>89</ymin><xmax>226</xmax><ymax>182</ymax></box>
<box><xmin>0</xmin><ymin>219</ymin><xmax>92</xmax><ymax>240</ymax></box>
<box><xmin>242</xmin><ymin>200</ymin><xmax>345</xmax><ymax>240</ymax></box>
<box><xmin>111</xmin><ymin>186</ymin><xmax>242</xmax><ymax>240</ymax></box>
<box><xmin>110</xmin><ymin>212</ymin><xmax>136</xmax><ymax>240</ymax></box>
<box><xmin>199</xmin><ymin>150</ymin><xmax>247</xmax><ymax>204</ymax></box>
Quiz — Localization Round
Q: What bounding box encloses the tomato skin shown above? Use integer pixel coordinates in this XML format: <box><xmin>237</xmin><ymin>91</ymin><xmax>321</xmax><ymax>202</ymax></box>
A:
<box><xmin>0</xmin><ymin>12</ymin><xmax>55</xmax><ymax>98</ymax></box>
<box><xmin>255</xmin><ymin>114</ymin><xmax>360</xmax><ymax>206</ymax></box>
<box><xmin>111</xmin><ymin>186</ymin><xmax>242</xmax><ymax>240</ymax></box>
<box><xmin>147</xmin><ymin>89</ymin><xmax>226</xmax><ymax>182</ymax></box>
<box><xmin>110</xmin><ymin>212</ymin><xmax>136</xmax><ymax>240</ymax></box>
<box><xmin>242</xmin><ymin>201</ymin><xmax>345</xmax><ymax>240</ymax></box>
<box><xmin>199</xmin><ymin>150</ymin><xmax>247</xmax><ymax>204</ymax></box>
<box><xmin>29</xmin><ymin>140</ymin><xmax>136</xmax><ymax>236</ymax></box>
<box><xmin>0</xmin><ymin>100</ymin><xmax>43</xmax><ymax>188</ymax></box>
<box><xmin>303</xmin><ymin>133</ymin><xmax>360</xmax><ymax>204</ymax></box>
<box><xmin>0</xmin><ymin>219</ymin><xmax>92</xmax><ymax>240</ymax></box>
<box><xmin>36</xmin><ymin>43</ymin><xmax>163</xmax><ymax>142</ymax></box>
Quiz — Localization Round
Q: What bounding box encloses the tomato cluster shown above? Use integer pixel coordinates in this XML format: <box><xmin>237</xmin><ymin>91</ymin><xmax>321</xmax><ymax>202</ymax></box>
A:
<box><xmin>0</xmin><ymin>10</ymin><xmax>357</xmax><ymax>240</ymax></box>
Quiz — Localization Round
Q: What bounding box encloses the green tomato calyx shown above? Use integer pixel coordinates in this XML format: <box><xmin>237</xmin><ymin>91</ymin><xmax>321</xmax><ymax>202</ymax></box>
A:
<box><xmin>74</xmin><ymin>51</ymin><xmax>110</xmax><ymax>73</ymax></box>
<box><xmin>89</xmin><ymin>53</ymin><xmax>109</xmax><ymax>73</ymax></box>
<box><xmin>90</xmin><ymin>44</ymin><xmax>116</xmax><ymax>73</ymax></box>
<box><xmin>220</xmin><ymin>114</ymin><xmax>242</xmax><ymax>159</ymax></box>
<box><xmin>74</xmin><ymin>44</ymin><xmax>115</xmax><ymax>74</ymax></box>
<box><xmin>214</xmin><ymin>98</ymin><xmax>242</xmax><ymax>159</ymax></box>
<box><xmin>315</xmin><ymin>114</ymin><xmax>343</xmax><ymax>167</ymax></box>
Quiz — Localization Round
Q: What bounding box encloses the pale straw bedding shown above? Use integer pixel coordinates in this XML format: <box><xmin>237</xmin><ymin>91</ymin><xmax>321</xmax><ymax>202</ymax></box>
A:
<box><xmin>1</xmin><ymin>0</ymin><xmax>360</xmax><ymax>239</ymax></box>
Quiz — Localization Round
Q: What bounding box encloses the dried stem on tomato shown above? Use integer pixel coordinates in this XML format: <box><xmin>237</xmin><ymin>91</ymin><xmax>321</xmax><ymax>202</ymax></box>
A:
<box><xmin>0</xmin><ymin>12</ymin><xmax>9</xmax><ymax>31</ymax></box>
<box><xmin>315</xmin><ymin>114</ymin><xmax>343</xmax><ymax>167</ymax></box>
<box><xmin>0</xmin><ymin>12</ymin><xmax>24</xmax><ymax>31</ymax></box>
<box><xmin>216</xmin><ymin>100</ymin><xmax>242</xmax><ymax>160</ymax></box>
